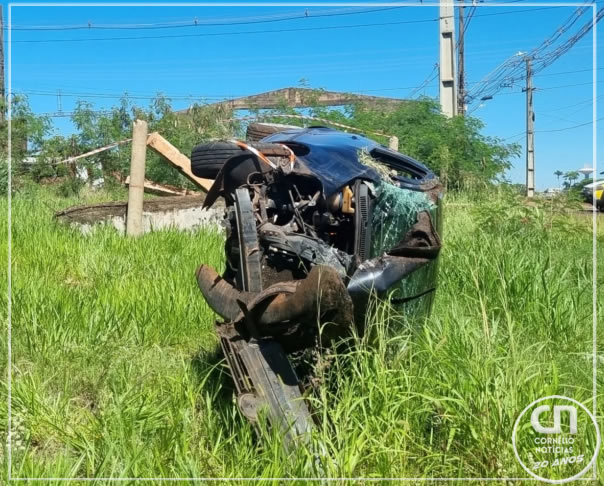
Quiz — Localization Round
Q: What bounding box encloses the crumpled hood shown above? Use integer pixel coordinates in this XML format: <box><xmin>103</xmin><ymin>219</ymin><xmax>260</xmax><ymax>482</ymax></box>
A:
<box><xmin>262</xmin><ymin>127</ymin><xmax>382</xmax><ymax>196</ymax></box>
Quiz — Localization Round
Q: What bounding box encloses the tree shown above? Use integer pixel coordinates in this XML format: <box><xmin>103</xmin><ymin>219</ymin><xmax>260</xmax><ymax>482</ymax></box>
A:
<box><xmin>554</xmin><ymin>170</ymin><xmax>564</xmax><ymax>188</ymax></box>
<box><xmin>30</xmin><ymin>91</ymin><xmax>520</xmax><ymax>192</ymax></box>
<box><xmin>0</xmin><ymin>95</ymin><xmax>51</xmax><ymax>194</ymax></box>
<box><xmin>263</xmin><ymin>96</ymin><xmax>520</xmax><ymax>190</ymax></box>
<box><xmin>563</xmin><ymin>170</ymin><xmax>580</xmax><ymax>188</ymax></box>
<box><xmin>0</xmin><ymin>95</ymin><xmax>51</xmax><ymax>165</ymax></box>
<box><xmin>564</xmin><ymin>170</ymin><xmax>579</xmax><ymax>185</ymax></box>
<box><xmin>38</xmin><ymin>95</ymin><xmax>238</xmax><ymax>188</ymax></box>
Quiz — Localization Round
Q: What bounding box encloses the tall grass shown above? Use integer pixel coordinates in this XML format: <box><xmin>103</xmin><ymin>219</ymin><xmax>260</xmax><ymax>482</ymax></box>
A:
<box><xmin>0</xmin><ymin>187</ymin><xmax>601</xmax><ymax>483</ymax></box>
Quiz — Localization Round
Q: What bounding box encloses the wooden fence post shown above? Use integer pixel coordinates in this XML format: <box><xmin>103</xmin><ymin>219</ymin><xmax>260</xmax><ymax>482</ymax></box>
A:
<box><xmin>126</xmin><ymin>119</ymin><xmax>148</xmax><ymax>236</ymax></box>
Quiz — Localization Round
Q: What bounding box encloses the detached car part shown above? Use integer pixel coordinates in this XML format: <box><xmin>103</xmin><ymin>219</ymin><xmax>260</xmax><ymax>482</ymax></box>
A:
<box><xmin>194</xmin><ymin>127</ymin><xmax>443</xmax><ymax>446</ymax></box>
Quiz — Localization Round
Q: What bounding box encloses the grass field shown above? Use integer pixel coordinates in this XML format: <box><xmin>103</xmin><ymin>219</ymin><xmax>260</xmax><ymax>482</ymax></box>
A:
<box><xmin>1</xmin><ymin>184</ymin><xmax>602</xmax><ymax>484</ymax></box>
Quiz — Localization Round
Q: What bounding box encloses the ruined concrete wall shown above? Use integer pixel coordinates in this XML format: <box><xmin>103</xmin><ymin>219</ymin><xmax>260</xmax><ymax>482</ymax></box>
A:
<box><xmin>55</xmin><ymin>195</ymin><xmax>224</xmax><ymax>235</ymax></box>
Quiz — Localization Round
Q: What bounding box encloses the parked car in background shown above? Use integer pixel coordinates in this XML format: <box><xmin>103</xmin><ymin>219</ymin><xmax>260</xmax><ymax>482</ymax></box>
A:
<box><xmin>581</xmin><ymin>180</ymin><xmax>604</xmax><ymax>211</ymax></box>
<box><xmin>542</xmin><ymin>188</ymin><xmax>561</xmax><ymax>198</ymax></box>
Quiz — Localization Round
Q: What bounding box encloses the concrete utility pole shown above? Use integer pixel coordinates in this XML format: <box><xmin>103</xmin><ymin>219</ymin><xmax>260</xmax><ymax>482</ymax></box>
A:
<box><xmin>524</xmin><ymin>58</ymin><xmax>535</xmax><ymax>198</ymax></box>
<box><xmin>457</xmin><ymin>0</ymin><xmax>465</xmax><ymax>115</ymax></box>
<box><xmin>126</xmin><ymin>119</ymin><xmax>148</xmax><ymax>236</ymax></box>
<box><xmin>0</xmin><ymin>5</ymin><xmax>5</xmax><ymax>123</ymax></box>
<box><xmin>439</xmin><ymin>0</ymin><xmax>457</xmax><ymax>118</ymax></box>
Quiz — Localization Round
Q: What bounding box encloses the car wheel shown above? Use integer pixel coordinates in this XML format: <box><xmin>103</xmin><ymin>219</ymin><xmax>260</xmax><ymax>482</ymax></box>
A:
<box><xmin>191</xmin><ymin>141</ymin><xmax>292</xmax><ymax>179</ymax></box>
<box><xmin>190</xmin><ymin>141</ymin><xmax>246</xmax><ymax>179</ymax></box>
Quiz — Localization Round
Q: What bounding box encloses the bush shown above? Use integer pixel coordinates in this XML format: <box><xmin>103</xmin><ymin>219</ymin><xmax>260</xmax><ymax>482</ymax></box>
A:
<box><xmin>56</xmin><ymin>177</ymin><xmax>85</xmax><ymax>198</ymax></box>
<box><xmin>0</xmin><ymin>158</ymin><xmax>9</xmax><ymax>196</ymax></box>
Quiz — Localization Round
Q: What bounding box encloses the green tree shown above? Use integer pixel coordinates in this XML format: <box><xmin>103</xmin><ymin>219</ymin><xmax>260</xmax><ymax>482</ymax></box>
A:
<box><xmin>264</xmin><ymin>96</ymin><xmax>520</xmax><ymax>190</ymax></box>
<box><xmin>32</xmin><ymin>91</ymin><xmax>519</xmax><ymax>193</ymax></box>
<box><xmin>39</xmin><ymin>95</ymin><xmax>238</xmax><ymax>188</ymax></box>
<box><xmin>554</xmin><ymin>170</ymin><xmax>564</xmax><ymax>188</ymax></box>
<box><xmin>563</xmin><ymin>170</ymin><xmax>580</xmax><ymax>188</ymax></box>
<box><xmin>0</xmin><ymin>95</ymin><xmax>52</xmax><ymax>194</ymax></box>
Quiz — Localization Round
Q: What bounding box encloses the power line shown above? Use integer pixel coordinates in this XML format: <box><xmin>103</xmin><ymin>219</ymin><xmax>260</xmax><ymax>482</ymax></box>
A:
<box><xmin>15</xmin><ymin>66</ymin><xmax>601</xmax><ymax>102</ymax></box>
<box><xmin>538</xmin><ymin>80</ymin><xmax>604</xmax><ymax>90</ymax></box>
<box><xmin>536</xmin><ymin>117</ymin><xmax>603</xmax><ymax>133</ymax></box>
<box><xmin>532</xmin><ymin>66</ymin><xmax>603</xmax><ymax>78</ymax></box>
<box><xmin>504</xmin><ymin>116</ymin><xmax>602</xmax><ymax>141</ymax></box>
<box><xmin>471</xmin><ymin>80</ymin><xmax>604</xmax><ymax>102</ymax></box>
<box><xmin>539</xmin><ymin>93</ymin><xmax>604</xmax><ymax>114</ymax></box>
<box><xmin>11</xmin><ymin>7</ymin><xmax>559</xmax><ymax>43</ymax></box>
<box><xmin>457</xmin><ymin>3</ymin><xmax>478</xmax><ymax>44</ymax></box>
<box><xmin>13</xmin><ymin>89</ymin><xmax>226</xmax><ymax>101</ymax></box>
<box><xmin>465</xmin><ymin>6</ymin><xmax>600</xmax><ymax>108</ymax></box>
<box><xmin>38</xmin><ymin>110</ymin><xmax>114</xmax><ymax>118</ymax></box>
<box><xmin>7</xmin><ymin>7</ymin><xmax>404</xmax><ymax>31</ymax></box>
<box><xmin>17</xmin><ymin>80</ymin><xmax>602</xmax><ymax>119</ymax></box>
<box><xmin>539</xmin><ymin>111</ymin><xmax>583</xmax><ymax>125</ymax></box>
<box><xmin>408</xmin><ymin>64</ymin><xmax>439</xmax><ymax>98</ymax></box>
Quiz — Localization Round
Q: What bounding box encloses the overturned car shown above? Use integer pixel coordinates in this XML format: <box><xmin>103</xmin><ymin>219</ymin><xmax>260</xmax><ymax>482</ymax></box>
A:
<box><xmin>193</xmin><ymin>126</ymin><xmax>443</xmax><ymax>445</ymax></box>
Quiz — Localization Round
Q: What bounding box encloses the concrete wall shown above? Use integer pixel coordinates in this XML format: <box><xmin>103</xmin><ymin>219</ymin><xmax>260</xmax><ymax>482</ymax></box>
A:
<box><xmin>55</xmin><ymin>195</ymin><xmax>224</xmax><ymax>235</ymax></box>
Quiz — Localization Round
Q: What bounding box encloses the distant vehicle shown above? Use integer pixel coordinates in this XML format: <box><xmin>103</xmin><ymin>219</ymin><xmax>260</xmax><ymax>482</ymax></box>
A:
<box><xmin>542</xmin><ymin>188</ymin><xmax>561</xmax><ymax>198</ymax></box>
<box><xmin>581</xmin><ymin>180</ymin><xmax>604</xmax><ymax>211</ymax></box>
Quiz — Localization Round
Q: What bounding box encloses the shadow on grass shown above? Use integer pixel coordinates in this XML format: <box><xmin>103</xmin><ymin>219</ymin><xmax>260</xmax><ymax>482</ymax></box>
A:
<box><xmin>191</xmin><ymin>343</ymin><xmax>237</xmax><ymax>405</ymax></box>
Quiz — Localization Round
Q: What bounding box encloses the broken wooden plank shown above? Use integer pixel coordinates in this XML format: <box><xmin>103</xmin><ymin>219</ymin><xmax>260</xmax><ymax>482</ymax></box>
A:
<box><xmin>56</xmin><ymin>138</ymin><xmax>132</xmax><ymax>165</ymax></box>
<box><xmin>146</xmin><ymin>132</ymin><xmax>214</xmax><ymax>192</ymax></box>
<box><xmin>124</xmin><ymin>176</ymin><xmax>198</xmax><ymax>197</ymax></box>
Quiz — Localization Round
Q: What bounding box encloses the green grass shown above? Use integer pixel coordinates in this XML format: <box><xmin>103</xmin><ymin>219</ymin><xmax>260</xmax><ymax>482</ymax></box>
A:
<box><xmin>0</xmin><ymin>185</ymin><xmax>602</xmax><ymax>484</ymax></box>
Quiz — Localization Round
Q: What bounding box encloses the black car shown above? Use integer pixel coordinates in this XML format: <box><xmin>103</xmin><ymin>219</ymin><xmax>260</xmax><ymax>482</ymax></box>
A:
<box><xmin>193</xmin><ymin>126</ymin><xmax>443</xmax><ymax>445</ymax></box>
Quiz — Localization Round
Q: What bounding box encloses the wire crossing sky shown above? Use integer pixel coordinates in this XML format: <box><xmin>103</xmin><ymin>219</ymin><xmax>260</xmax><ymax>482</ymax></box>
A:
<box><xmin>6</xmin><ymin>1</ymin><xmax>602</xmax><ymax>189</ymax></box>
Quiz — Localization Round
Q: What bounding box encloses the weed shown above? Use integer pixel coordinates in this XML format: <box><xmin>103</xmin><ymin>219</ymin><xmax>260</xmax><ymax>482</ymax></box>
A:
<box><xmin>0</xmin><ymin>186</ymin><xmax>600</xmax><ymax>482</ymax></box>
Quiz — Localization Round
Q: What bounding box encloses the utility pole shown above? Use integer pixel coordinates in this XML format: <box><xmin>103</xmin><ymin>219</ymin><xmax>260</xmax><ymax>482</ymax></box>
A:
<box><xmin>126</xmin><ymin>120</ymin><xmax>148</xmax><ymax>237</ymax></box>
<box><xmin>457</xmin><ymin>0</ymin><xmax>465</xmax><ymax>115</ymax></box>
<box><xmin>439</xmin><ymin>0</ymin><xmax>457</xmax><ymax>118</ymax></box>
<box><xmin>524</xmin><ymin>58</ymin><xmax>535</xmax><ymax>198</ymax></box>
<box><xmin>0</xmin><ymin>5</ymin><xmax>5</xmax><ymax>123</ymax></box>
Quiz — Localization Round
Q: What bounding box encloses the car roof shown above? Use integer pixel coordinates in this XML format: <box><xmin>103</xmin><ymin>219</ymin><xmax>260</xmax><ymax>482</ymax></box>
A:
<box><xmin>583</xmin><ymin>180</ymin><xmax>604</xmax><ymax>189</ymax></box>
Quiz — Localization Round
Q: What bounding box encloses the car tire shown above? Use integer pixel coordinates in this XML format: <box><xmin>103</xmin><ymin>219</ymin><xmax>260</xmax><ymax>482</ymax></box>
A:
<box><xmin>190</xmin><ymin>141</ymin><xmax>244</xmax><ymax>179</ymax></box>
<box><xmin>191</xmin><ymin>141</ymin><xmax>292</xmax><ymax>179</ymax></box>
<box><xmin>246</xmin><ymin>122</ymin><xmax>299</xmax><ymax>142</ymax></box>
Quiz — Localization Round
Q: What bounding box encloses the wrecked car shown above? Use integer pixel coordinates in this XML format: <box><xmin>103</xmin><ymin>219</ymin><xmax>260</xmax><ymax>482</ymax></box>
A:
<box><xmin>192</xmin><ymin>126</ymin><xmax>443</xmax><ymax>446</ymax></box>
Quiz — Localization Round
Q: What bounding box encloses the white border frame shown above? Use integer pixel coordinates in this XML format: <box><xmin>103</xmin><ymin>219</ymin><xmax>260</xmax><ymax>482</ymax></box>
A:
<box><xmin>6</xmin><ymin>1</ymin><xmax>598</xmax><ymax>482</ymax></box>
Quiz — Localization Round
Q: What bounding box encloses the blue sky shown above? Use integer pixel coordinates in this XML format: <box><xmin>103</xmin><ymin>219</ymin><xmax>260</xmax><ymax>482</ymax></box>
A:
<box><xmin>5</xmin><ymin>0</ymin><xmax>603</xmax><ymax>189</ymax></box>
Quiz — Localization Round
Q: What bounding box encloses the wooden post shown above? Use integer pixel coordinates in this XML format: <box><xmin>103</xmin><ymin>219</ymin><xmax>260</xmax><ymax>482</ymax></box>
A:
<box><xmin>126</xmin><ymin>120</ymin><xmax>148</xmax><ymax>236</ymax></box>
<box><xmin>146</xmin><ymin>132</ymin><xmax>214</xmax><ymax>192</ymax></box>
<box><xmin>389</xmin><ymin>136</ymin><xmax>399</xmax><ymax>152</ymax></box>
<box><xmin>457</xmin><ymin>0</ymin><xmax>465</xmax><ymax>116</ymax></box>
